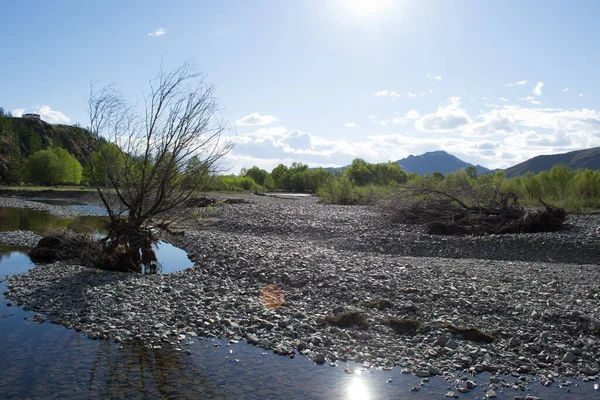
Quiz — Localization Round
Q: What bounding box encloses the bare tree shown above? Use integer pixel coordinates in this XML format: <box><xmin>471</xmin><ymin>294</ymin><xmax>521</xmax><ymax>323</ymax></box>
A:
<box><xmin>87</xmin><ymin>62</ymin><xmax>234</xmax><ymax>273</ymax></box>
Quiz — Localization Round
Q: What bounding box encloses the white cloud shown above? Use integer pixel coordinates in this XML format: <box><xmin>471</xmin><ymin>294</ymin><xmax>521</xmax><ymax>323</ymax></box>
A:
<box><xmin>579</xmin><ymin>93</ymin><xmax>584</xmax><ymax>97</ymax></box>
<box><xmin>369</xmin><ymin>109</ymin><xmax>421</xmax><ymax>126</ymax></box>
<box><xmin>518</xmin><ymin>95</ymin><xmax>541</xmax><ymax>105</ymax></box>
<box><xmin>427</xmin><ymin>73</ymin><xmax>442</xmax><ymax>80</ymax></box>
<box><xmin>344</xmin><ymin>122</ymin><xmax>359</xmax><ymax>128</ymax></box>
<box><xmin>11</xmin><ymin>108</ymin><xmax>25</xmax><ymax>117</ymax></box>
<box><xmin>405</xmin><ymin>109</ymin><xmax>421</xmax><ymax>119</ymax></box>
<box><xmin>505</xmin><ymin>80</ymin><xmax>528</xmax><ymax>87</ymax></box>
<box><xmin>498</xmin><ymin>97</ymin><xmax>509</xmax><ymax>102</ymax></box>
<box><xmin>39</xmin><ymin>105</ymin><xmax>71</xmax><ymax>124</ymax></box>
<box><xmin>463</xmin><ymin>109</ymin><xmax>517</xmax><ymax>137</ymax></box>
<box><xmin>415</xmin><ymin>97</ymin><xmax>472</xmax><ymax>132</ymax></box>
<box><xmin>148</xmin><ymin>28</ymin><xmax>166</xmax><ymax>37</ymax></box>
<box><xmin>408</xmin><ymin>90</ymin><xmax>431</xmax><ymax>98</ymax></box>
<box><xmin>375</xmin><ymin>90</ymin><xmax>400</xmax><ymax>98</ymax></box>
<box><xmin>532</xmin><ymin>81</ymin><xmax>544</xmax><ymax>96</ymax></box>
<box><xmin>12</xmin><ymin>105</ymin><xmax>70</xmax><ymax>124</ymax></box>
<box><xmin>563</xmin><ymin>87</ymin><xmax>569</xmax><ymax>92</ymax></box>
<box><xmin>235</xmin><ymin>112</ymin><xmax>278</xmax><ymax>126</ymax></box>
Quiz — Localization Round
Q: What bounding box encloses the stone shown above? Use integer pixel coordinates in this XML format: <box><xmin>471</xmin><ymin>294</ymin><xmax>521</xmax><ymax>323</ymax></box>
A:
<box><xmin>486</xmin><ymin>389</ymin><xmax>497</xmax><ymax>398</ymax></box>
<box><xmin>562</xmin><ymin>352</ymin><xmax>577</xmax><ymax>363</ymax></box>
<box><xmin>445</xmin><ymin>391</ymin><xmax>458</xmax><ymax>398</ymax></box>
<box><xmin>315</xmin><ymin>353</ymin><xmax>326</xmax><ymax>364</ymax></box>
<box><xmin>246</xmin><ymin>333</ymin><xmax>260</xmax><ymax>345</ymax></box>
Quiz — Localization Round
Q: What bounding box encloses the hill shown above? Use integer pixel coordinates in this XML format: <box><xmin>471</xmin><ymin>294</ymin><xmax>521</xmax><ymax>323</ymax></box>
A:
<box><xmin>396</xmin><ymin>151</ymin><xmax>490</xmax><ymax>175</ymax></box>
<box><xmin>323</xmin><ymin>151</ymin><xmax>490</xmax><ymax>176</ymax></box>
<box><xmin>504</xmin><ymin>147</ymin><xmax>600</xmax><ymax>178</ymax></box>
<box><xmin>0</xmin><ymin>116</ymin><xmax>98</xmax><ymax>183</ymax></box>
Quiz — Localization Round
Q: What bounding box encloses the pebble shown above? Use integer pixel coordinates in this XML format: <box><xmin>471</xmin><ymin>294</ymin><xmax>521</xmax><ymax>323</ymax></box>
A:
<box><xmin>5</xmin><ymin>193</ymin><xmax>600</xmax><ymax>381</ymax></box>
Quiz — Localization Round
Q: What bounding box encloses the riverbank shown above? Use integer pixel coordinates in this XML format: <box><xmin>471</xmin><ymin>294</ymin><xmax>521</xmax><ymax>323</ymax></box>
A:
<box><xmin>5</xmin><ymin>192</ymin><xmax>600</xmax><ymax>385</ymax></box>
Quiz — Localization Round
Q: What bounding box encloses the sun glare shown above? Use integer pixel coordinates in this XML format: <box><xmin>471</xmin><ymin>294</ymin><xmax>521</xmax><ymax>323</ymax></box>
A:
<box><xmin>338</xmin><ymin>0</ymin><xmax>395</xmax><ymax>20</ymax></box>
<box><xmin>346</xmin><ymin>378</ymin><xmax>371</xmax><ymax>400</ymax></box>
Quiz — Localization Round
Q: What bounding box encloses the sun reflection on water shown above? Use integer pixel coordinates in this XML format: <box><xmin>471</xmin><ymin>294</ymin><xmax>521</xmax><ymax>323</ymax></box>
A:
<box><xmin>346</xmin><ymin>377</ymin><xmax>370</xmax><ymax>400</ymax></box>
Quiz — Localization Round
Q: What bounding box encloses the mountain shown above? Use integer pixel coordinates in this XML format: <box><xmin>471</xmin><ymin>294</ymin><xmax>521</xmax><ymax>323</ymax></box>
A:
<box><xmin>504</xmin><ymin>147</ymin><xmax>600</xmax><ymax>178</ymax></box>
<box><xmin>396</xmin><ymin>151</ymin><xmax>490</xmax><ymax>175</ymax></box>
<box><xmin>322</xmin><ymin>151</ymin><xmax>490</xmax><ymax>176</ymax></box>
<box><xmin>0</xmin><ymin>116</ymin><xmax>98</xmax><ymax>183</ymax></box>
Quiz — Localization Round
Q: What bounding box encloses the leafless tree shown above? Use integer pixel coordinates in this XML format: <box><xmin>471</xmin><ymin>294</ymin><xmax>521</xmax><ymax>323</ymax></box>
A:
<box><xmin>87</xmin><ymin>62</ymin><xmax>234</xmax><ymax>272</ymax></box>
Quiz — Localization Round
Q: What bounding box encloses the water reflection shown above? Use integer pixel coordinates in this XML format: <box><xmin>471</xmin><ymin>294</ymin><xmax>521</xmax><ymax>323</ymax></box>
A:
<box><xmin>0</xmin><ymin>207</ymin><xmax>194</xmax><ymax>274</ymax></box>
<box><xmin>1</xmin><ymin>212</ymin><xmax>599</xmax><ymax>398</ymax></box>
<box><xmin>0</xmin><ymin>207</ymin><xmax>108</xmax><ymax>235</ymax></box>
<box><xmin>346</xmin><ymin>377</ymin><xmax>371</xmax><ymax>400</ymax></box>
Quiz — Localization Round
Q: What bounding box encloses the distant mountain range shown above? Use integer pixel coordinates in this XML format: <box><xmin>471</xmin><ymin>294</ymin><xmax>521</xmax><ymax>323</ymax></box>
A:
<box><xmin>396</xmin><ymin>151</ymin><xmax>490</xmax><ymax>175</ymax></box>
<box><xmin>323</xmin><ymin>151</ymin><xmax>490</xmax><ymax>176</ymax></box>
<box><xmin>323</xmin><ymin>147</ymin><xmax>600</xmax><ymax>178</ymax></box>
<box><xmin>504</xmin><ymin>147</ymin><xmax>600</xmax><ymax>177</ymax></box>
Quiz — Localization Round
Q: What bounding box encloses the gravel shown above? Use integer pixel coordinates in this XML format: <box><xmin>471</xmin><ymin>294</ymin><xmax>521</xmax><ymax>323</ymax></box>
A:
<box><xmin>0</xmin><ymin>196</ymin><xmax>84</xmax><ymax>219</ymax></box>
<box><xmin>5</xmin><ymin>193</ymin><xmax>600</xmax><ymax>383</ymax></box>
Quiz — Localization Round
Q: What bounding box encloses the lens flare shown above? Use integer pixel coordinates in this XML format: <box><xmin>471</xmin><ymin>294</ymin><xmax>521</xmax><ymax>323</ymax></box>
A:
<box><xmin>259</xmin><ymin>285</ymin><xmax>285</xmax><ymax>309</ymax></box>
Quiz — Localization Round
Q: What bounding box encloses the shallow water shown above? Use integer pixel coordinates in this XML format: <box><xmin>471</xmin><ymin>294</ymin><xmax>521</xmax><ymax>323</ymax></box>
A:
<box><xmin>1</xmin><ymin>204</ymin><xmax>599</xmax><ymax>398</ymax></box>
<box><xmin>1</xmin><ymin>251</ymin><xmax>599</xmax><ymax>399</ymax></box>
<box><xmin>0</xmin><ymin>206</ymin><xmax>194</xmax><ymax>274</ymax></box>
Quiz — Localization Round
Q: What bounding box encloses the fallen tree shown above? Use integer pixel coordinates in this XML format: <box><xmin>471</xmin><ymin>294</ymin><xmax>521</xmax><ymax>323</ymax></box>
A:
<box><xmin>380</xmin><ymin>186</ymin><xmax>566</xmax><ymax>235</ymax></box>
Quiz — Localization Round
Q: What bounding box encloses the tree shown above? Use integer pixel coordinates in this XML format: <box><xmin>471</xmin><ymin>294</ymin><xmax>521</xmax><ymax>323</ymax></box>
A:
<box><xmin>244</xmin><ymin>166</ymin><xmax>268</xmax><ymax>186</ymax></box>
<box><xmin>52</xmin><ymin>147</ymin><xmax>82</xmax><ymax>184</ymax></box>
<box><xmin>87</xmin><ymin>62</ymin><xmax>234</xmax><ymax>273</ymax></box>
<box><xmin>26</xmin><ymin>149</ymin><xmax>64</xmax><ymax>185</ymax></box>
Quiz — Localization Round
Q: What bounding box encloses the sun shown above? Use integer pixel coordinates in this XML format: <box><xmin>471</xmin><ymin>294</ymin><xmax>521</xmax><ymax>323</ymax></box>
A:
<box><xmin>338</xmin><ymin>0</ymin><xmax>396</xmax><ymax>20</ymax></box>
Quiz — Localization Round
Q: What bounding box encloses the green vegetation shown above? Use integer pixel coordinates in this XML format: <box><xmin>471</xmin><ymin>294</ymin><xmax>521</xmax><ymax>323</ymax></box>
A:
<box><xmin>0</xmin><ymin>112</ymin><xmax>97</xmax><ymax>184</ymax></box>
<box><xmin>25</xmin><ymin>148</ymin><xmax>83</xmax><ymax>185</ymax></box>
<box><xmin>205</xmin><ymin>158</ymin><xmax>408</xmax><ymax>205</ymax></box>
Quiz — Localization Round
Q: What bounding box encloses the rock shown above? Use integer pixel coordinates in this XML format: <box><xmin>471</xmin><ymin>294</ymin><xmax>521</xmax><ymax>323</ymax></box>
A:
<box><xmin>563</xmin><ymin>352</ymin><xmax>578</xmax><ymax>363</ymax></box>
<box><xmin>415</xmin><ymin>370</ymin><xmax>430</xmax><ymax>378</ymax></box>
<box><xmin>315</xmin><ymin>353</ymin><xmax>326</xmax><ymax>364</ymax></box>
<box><xmin>409</xmin><ymin>386</ymin><xmax>420</xmax><ymax>392</ymax></box>
<box><xmin>445</xmin><ymin>391</ymin><xmax>458</xmax><ymax>398</ymax></box>
<box><xmin>465</xmin><ymin>380</ymin><xmax>477</xmax><ymax>389</ymax></box>
<box><xmin>246</xmin><ymin>333</ymin><xmax>260</xmax><ymax>345</ymax></box>
<box><xmin>486</xmin><ymin>389</ymin><xmax>497</xmax><ymax>398</ymax></box>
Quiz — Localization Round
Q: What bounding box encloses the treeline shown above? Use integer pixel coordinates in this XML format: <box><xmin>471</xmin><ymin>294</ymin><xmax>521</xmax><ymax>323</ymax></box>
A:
<box><xmin>211</xmin><ymin>158</ymin><xmax>600</xmax><ymax>212</ymax></box>
<box><xmin>396</xmin><ymin>164</ymin><xmax>600</xmax><ymax>213</ymax></box>
<box><xmin>207</xmin><ymin>158</ymin><xmax>409</xmax><ymax>204</ymax></box>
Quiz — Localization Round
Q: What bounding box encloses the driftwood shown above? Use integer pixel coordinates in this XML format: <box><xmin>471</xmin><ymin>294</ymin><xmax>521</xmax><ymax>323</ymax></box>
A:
<box><xmin>381</xmin><ymin>187</ymin><xmax>566</xmax><ymax>235</ymax></box>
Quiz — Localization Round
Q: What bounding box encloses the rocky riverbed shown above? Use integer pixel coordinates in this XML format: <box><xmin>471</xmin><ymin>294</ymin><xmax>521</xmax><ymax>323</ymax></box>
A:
<box><xmin>5</xmin><ymin>193</ymin><xmax>600</xmax><ymax>389</ymax></box>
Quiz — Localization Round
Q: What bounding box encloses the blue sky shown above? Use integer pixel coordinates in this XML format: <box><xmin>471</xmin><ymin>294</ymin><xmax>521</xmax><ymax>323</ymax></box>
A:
<box><xmin>2</xmin><ymin>0</ymin><xmax>600</xmax><ymax>172</ymax></box>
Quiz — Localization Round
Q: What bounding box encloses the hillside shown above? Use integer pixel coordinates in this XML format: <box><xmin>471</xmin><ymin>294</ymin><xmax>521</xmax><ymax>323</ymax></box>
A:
<box><xmin>323</xmin><ymin>151</ymin><xmax>490</xmax><ymax>176</ymax></box>
<box><xmin>504</xmin><ymin>147</ymin><xmax>600</xmax><ymax>178</ymax></box>
<box><xmin>0</xmin><ymin>116</ymin><xmax>98</xmax><ymax>183</ymax></box>
<box><xmin>396</xmin><ymin>151</ymin><xmax>490</xmax><ymax>175</ymax></box>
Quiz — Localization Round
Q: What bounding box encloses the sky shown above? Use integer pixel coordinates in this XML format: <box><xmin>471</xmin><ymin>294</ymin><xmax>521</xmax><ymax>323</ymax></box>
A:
<box><xmin>2</xmin><ymin>0</ymin><xmax>600</xmax><ymax>173</ymax></box>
